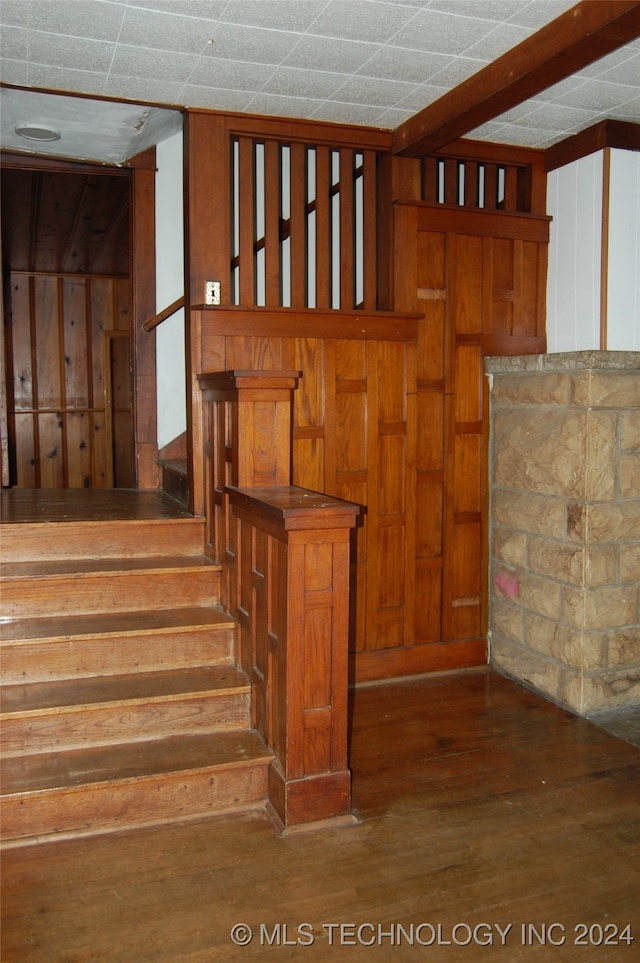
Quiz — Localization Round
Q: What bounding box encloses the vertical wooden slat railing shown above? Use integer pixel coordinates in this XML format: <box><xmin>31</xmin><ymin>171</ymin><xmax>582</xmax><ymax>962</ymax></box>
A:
<box><xmin>198</xmin><ymin>369</ymin><xmax>360</xmax><ymax>829</ymax></box>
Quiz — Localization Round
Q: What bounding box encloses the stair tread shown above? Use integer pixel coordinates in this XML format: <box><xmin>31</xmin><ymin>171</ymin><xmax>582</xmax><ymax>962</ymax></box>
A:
<box><xmin>1</xmin><ymin>729</ymin><xmax>272</xmax><ymax>796</ymax></box>
<box><xmin>1</xmin><ymin>555</ymin><xmax>216</xmax><ymax>580</ymax></box>
<box><xmin>0</xmin><ymin>605</ymin><xmax>233</xmax><ymax>645</ymax></box>
<box><xmin>1</xmin><ymin>665</ymin><xmax>249</xmax><ymax>715</ymax></box>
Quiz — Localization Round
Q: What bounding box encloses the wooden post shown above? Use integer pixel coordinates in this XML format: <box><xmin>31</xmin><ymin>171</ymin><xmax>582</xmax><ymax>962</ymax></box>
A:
<box><xmin>227</xmin><ymin>485</ymin><xmax>361</xmax><ymax>830</ymax></box>
<box><xmin>197</xmin><ymin>369</ymin><xmax>300</xmax><ymax>581</ymax></box>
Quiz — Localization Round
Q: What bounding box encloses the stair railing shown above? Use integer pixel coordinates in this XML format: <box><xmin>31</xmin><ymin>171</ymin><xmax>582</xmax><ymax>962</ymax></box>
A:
<box><xmin>198</xmin><ymin>370</ymin><xmax>360</xmax><ymax>830</ymax></box>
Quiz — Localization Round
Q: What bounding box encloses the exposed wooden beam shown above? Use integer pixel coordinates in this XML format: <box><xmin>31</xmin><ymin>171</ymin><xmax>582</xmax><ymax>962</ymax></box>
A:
<box><xmin>545</xmin><ymin>119</ymin><xmax>640</xmax><ymax>170</ymax></box>
<box><xmin>392</xmin><ymin>1</ymin><xmax>640</xmax><ymax>157</ymax></box>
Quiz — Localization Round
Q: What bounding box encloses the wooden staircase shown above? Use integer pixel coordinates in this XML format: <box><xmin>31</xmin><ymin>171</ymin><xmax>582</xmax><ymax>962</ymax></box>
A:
<box><xmin>0</xmin><ymin>507</ymin><xmax>273</xmax><ymax>846</ymax></box>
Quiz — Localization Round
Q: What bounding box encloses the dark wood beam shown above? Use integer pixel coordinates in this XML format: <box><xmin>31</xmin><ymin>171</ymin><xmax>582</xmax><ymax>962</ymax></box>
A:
<box><xmin>392</xmin><ymin>1</ymin><xmax>640</xmax><ymax>157</ymax></box>
<box><xmin>545</xmin><ymin>119</ymin><xmax>640</xmax><ymax>170</ymax></box>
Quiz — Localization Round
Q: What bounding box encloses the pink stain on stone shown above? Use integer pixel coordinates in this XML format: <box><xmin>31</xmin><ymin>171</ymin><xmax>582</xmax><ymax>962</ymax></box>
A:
<box><xmin>495</xmin><ymin>570</ymin><xmax>520</xmax><ymax>598</ymax></box>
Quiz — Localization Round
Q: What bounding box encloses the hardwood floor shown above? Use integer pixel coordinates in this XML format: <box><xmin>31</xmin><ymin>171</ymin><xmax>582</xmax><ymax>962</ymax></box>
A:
<box><xmin>0</xmin><ymin>488</ymin><xmax>192</xmax><ymax>523</ymax></box>
<box><xmin>2</xmin><ymin>669</ymin><xmax>638</xmax><ymax>962</ymax></box>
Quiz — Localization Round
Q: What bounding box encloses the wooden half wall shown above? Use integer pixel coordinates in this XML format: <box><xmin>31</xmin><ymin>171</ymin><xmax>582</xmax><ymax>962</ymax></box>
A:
<box><xmin>185</xmin><ymin>112</ymin><xmax>549</xmax><ymax>683</ymax></box>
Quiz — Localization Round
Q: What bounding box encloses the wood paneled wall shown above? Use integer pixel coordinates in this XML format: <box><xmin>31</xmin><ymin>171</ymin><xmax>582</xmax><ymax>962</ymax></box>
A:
<box><xmin>5</xmin><ymin>272</ymin><xmax>133</xmax><ymax>488</ymax></box>
<box><xmin>186</xmin><ymin>114</ymin><xmax>549</xmax><ymax>682</ymax></box>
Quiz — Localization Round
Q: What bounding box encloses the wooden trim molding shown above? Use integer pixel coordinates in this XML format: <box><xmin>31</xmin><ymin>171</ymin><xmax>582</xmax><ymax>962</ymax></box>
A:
<box><xmin>194</xmin><ymin>306</ymin><xmax>421</xmax><ymax>342</ymax></box>
<box><xmin>392</xmin><ymin>1</ymin><xmax>640</xmax><ymax>157</ymax></box>
<box><xmin>545</xmin><ymin>119</ymin><xmax>640</xmax><ymax>172</ymax></box>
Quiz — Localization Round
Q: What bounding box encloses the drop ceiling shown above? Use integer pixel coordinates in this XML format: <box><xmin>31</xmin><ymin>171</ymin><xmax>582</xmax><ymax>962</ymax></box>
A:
<box><xmin>1</xmin><ymin>0</ymin><xmax>639</xmax><ymax>165</ymax></box>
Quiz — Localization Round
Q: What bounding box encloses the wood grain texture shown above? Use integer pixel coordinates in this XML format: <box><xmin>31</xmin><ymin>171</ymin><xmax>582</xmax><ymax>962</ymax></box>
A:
<box><xmin>2</xmin><ymin>669</ymin><xmax>638</xmax><ymax>962</ymax></box>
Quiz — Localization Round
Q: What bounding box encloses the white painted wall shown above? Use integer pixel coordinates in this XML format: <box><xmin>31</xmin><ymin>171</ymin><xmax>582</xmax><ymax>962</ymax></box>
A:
<box><xmin>607</xmin><ymin>149</ymin><xmax>640</xmax><ymax>350</ymax></box>
<box><xmin>546</xmin><ymin>152</ymin><xmax>602</xmax><ymax>352</ymax></box>
<box><xmin>155</xmin><ymin>130</ymin><xmax>186</xmax><ymax>449</ymax></box>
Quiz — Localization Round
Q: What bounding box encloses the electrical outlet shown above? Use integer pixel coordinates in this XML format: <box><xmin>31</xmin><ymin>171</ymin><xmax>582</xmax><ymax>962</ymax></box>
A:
<box><xmin>205</xmin><ymin>280</ymin><xmax>221</xmax><ymax>305</ymax></box>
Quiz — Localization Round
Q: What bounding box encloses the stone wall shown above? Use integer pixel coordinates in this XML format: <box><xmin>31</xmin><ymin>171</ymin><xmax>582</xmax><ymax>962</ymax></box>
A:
<box><xmin>485</xmin><ymin>351</ymin><xmax>640</xmax><ymax>714</ymax></box>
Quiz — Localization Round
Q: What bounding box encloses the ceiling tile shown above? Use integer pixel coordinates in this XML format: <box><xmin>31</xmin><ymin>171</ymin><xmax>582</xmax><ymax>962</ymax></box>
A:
<box><xmin>428</xmin><ymin>0</ymin><xmax>528</xmax><ymax>19</ymax></box>
<box><xmin>0</xmin><ymin>60</ymin><xmax>29</xmax><ymax>86</ymax></box>
<box><xmin>596</xmin><ymin>52</ymin><xmax>640</xmax><ymax>88</ymax></box>
<box><xmin>1</xmin><ymin>25</ymin><xmax>28</xmax><ymax>61</ymax></box>
<box><xmin>188</xmin><ymin>57</ymin><xmax>276</xmax><ymax>92</ymax></box>
<box><xmin>516</xmin><ymin>102</ymin><xmax>600</xmax><ymax>132</ymax></box>
<box><xmin>310</xmin><ymin>100</ymin><xmax>389</xmax><ymax>125</ymax></box>
<box><xmin>219</xmin><ymin>0</ymin><xmax>329</xmax><ymax>32</ymax></box>
<box><xmin>357</xmin><ymin>46</ymin><xmax>450</xmax><ymax>84</ymax></box>
<box><xmin>331</xmin><ymin>74</ymin><xmax>417</xmax><ymax>108</ymax></box>
<box><xmin>552</xmin><ymin>79</ymin><xmax>640</xmax><ymax>114</ymax></box>
<box><xmin>463</xmin><ymin>22</ymin><xmax>533</xmax><ymax>61</ymax></box>
<box><xmin>0</xmin><ymin>0</ymin><xmax>30</xmax><ymax>28</ymax></box>
<box><xmin>308</xmin><ymin>0</ymin><xmax>419</xmax><ymax>44</ymax></box>
<box><xmin>130</xmin><ymin>0</ymin><xmax>228</xmax><ymax>17</ymax></box>
<box><xmin>246</xmin><ymin>92</ymin><xmax>327</xmax><ymax>119</ymax></box>
<box><xmin>261</xmin><ymin>67</ymin><xmax>347</xmax><ymax>100</ymax></box>
<box><xmin>106</xmin><ymin>74</ymin><xmax>185</xmax><ymax>104</ymax></box>
<box><xmin>25</xmin><ymin>0</ymin><xmax>125</xmax><ymax>40</ymax></box>
<box><xmin>118</xmin><ymin>6</ymin><xmax>216</xmax><ymax>54</ymax></box>
<box><xmin>26</xmin><ymin>63</ymin><xmax>108</xmax><ymax>95</ymax></box>
<box><xmin>27</xmin><ymin>31</ymin><xmax>115</xmax><ymax>72</ymax></box>
<box><xmin>179</xmin><ymin>84</ymin><xmax>257</xmax><ymax>111</ymax></box>
<box><xmin>109</xmin><ymin>44</ymin><xmax>198</xmax><ymax>82</ymax></box>
<box><xmin>201</xmin><ymin>22</ymin><xmax>300</xmax><ymax>64</ymax></box>
<box><xmin>391</xmin><ymin>9</ymin><xmax>495</xmax><ymax>54</ymax></box>
<box><xmin>282</xmin><ymin>35</ymin><xmax>379</xmax><ymax>73</ymax></box>
<box><xmin>507</xmin><ymin>0</ymin><xmax>575</xmax><ymax>29</ymax></box>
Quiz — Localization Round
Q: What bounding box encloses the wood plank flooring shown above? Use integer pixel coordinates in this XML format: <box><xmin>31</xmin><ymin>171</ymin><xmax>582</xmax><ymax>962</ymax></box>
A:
<box><xmin>2</xmin><ymin>668</ymin><xmax>638</xmax><ymax>963</ymax></box>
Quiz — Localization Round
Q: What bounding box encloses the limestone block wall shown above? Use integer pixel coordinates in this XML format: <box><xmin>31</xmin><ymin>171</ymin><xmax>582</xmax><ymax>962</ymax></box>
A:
<box><xmin>485</xmin><ymin>351</ymin><xmax>640</xmax><ymax>714</ymax></box>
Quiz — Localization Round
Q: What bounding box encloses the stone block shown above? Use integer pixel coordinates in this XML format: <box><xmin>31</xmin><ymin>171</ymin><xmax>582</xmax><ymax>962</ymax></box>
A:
<box><xmin>492</xmin><ymin>598</ymin><xmax>525</xmax><ymax>645</ymax></box>
<box><xmin>607</xmin><ymin>627</ymin><xmax>640</xmax><ymax>668</ymax></box>
<box><xmin>620</xmin><ymin>451</ymin><xmax>640</xmax><ymax>498</ymax></box>
<box><xmin>494</xmin><ymin>408</ymin><xmax>587</xmax><ymax>498</ymax></box>
<box><xmin>566</xmin><ymin>501</ymin><xmax>587</xmax><ymax>542</ymax></box>
<box><xmin>620</xmin><ymin>410</ymin><xmax>640</xmax><ymax>451</ymax></box>
<box><xmin>524</xmin><ymin>612</ymin><xmax>606</xmax><ymax>670</ymax></box>
<box><xmin>490</xmin><ymin>372</ymin><xmax>570</xmax><ymax>406</ymax></box>
<box><xmin>579</xmin><ymin>666</ymin><xmax>640</xmax><ymax>712</ymax></box>
<box><xmin>584</xmin><ymin>584</ymin><xmax>638</xmax><ymax>629</ymax></box>
<box><xmin>492</xmin><ymin>527</ymin><xmax>527</xmax><ymax>567</ymax></box>
<box><xmin>584</xmin><ymin>410</ymin><xmax>617</xmax><ymax>501</ymax></box>
<box><xmin>586</xmin><ymin>500</ymin><xmax>640</xmax><ymax>543</ymax></box>
<box><xmin>492</xmin><ymin>489</ymin><xmax>567</xmax><ymax>539</ymax></box>
<box><xmin>527</xmin><ymin>536</ymin><xmax>585</xmax><ymax>585</ymax></box>
<box><xmin>557</xmin><ymin>668</ymin><xmax>588</xmax><ymax>713</ymax></box>
<box><xmin>620</xmin><ymin>543</ymin><xmax>640</xmax><ymax>583</ymax></box>
<box><xmin>516</xmin><ymin>571</ymin><xmax>562</xmax><ymax>621</ymax></box>
<box><xmin>490</xmin><ymin>633</ymin><xmax>562</xmax><ymax>704</ymax></box>
<box><xmin>571</xmin><ymin>370</ymin><xmax>640</xmax><ymax>409</ymax></box>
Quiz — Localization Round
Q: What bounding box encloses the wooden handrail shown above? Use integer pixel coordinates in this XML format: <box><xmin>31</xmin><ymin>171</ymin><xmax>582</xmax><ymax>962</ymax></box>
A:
<box><xmin>142</xmin><ymin>296</ymin><xmax>184</xmax><ymax>332</ymax></box>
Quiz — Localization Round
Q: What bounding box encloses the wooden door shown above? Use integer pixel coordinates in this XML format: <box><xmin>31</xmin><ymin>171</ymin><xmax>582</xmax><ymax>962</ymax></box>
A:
<box><xmin>405</xmin><ymin>203</ymin><xmax>548</xmax><ymax>677</ymax></box>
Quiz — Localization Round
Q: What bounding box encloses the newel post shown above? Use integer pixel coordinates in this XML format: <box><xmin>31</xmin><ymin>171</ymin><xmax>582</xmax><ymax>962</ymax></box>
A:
<box><xmin>197</xmin><ymin>369</ymin><xmax>301</xmax><ymax>598</ymax></box>
<box><xmin>227</xmin><ymin>486</ymin><xmax>361</xmax><ymax>830</ymax></box>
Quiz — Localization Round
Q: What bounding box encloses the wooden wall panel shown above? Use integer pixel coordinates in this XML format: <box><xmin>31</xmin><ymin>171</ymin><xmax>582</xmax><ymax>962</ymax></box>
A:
<box><xmin>5</xmin><ymin>271</ymin><xmax>132</xmax><ymax>489</ymax></box>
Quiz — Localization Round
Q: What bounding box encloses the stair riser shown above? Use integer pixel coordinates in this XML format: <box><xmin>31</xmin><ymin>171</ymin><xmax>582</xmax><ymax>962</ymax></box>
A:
<box><xmin>1</xmin><ymin>569</ymin><xmax>221</xmax><ymax>618</ymax></box>
<box><xmin>1</xmin><ymin>761</ymin><xmax>270</xmax><ymax>844</ymax></box>
<box><xmin>1</xmin><ymin>629</ymin><xmax>236</xmax><ymax>683</ymax></box>
<box><xmin>0</xmin><ymin>519</ymin><xmax>205</xmax><ymax>562</ymax></box>
<box><xmin>2</xmin><ymin>691</ymin><xmax>252</xmax><ymax>756</ymax></box>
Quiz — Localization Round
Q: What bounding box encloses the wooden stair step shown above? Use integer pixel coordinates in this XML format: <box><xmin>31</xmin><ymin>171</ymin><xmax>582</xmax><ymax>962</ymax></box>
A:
<box><xmin>0</xmin><ymin>606</ymin><xmax>236</xmax><ymax>682</ymax></box>
<box><xmin>0</xmin><ymin>516</ymin><xmax>205</xmax><ymax>562</ymax></box>
<box><xmin>1</xmin><ymin>730</ymin><xmax>273</xmax><ymax>844</ymax></box>
<box><xmin>1</xmin><ymin>666</ymin><xmax>252</xmax><ymax>756</ymax></box>
<box><xmin>1</xmin><ymin>555</ymin><xmax>220</xmax><ymax>617</ymax></box>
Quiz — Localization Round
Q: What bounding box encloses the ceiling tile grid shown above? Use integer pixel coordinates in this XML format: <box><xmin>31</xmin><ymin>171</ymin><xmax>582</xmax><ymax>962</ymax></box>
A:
<box><xmin>1</xmin><ymin>0</ymin><xmax>639</xmax><ymax>163</ymax></box>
